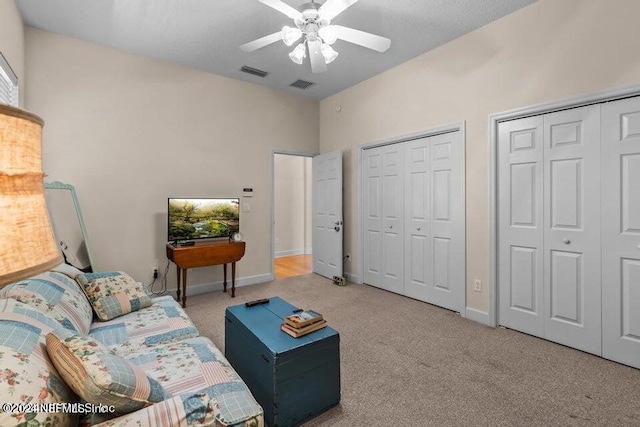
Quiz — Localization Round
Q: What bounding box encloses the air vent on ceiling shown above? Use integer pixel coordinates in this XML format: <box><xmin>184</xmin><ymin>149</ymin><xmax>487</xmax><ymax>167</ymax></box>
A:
<box><xmin>240</xmin><ymin>66</ymin><xmax>269</xmax><ymax>78</ymax></box>
<box><xmin>290</xmin><ymin>79</ymin><xmax>315</xmax><ymax>90</ymax></box>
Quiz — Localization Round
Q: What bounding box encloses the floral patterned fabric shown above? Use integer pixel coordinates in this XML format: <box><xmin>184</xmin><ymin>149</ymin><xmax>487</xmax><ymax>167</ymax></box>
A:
<box><xmin>89</xmin><ymin>296</ymin><xmax>199</xmax><ymax>356</ymax></box>
<box><xmin>0</xmin><ymin>270</ymin><xmax>263</xmax><ymax>427</ymax></box>
<box><xmin>1</xmin><ymin>271</ymin><xmax>94</xmax><ymax>334</ymax></box>
<box><xmin>46</xmin><ymin>328</ymin><xmax>170</xmax><ymax>415</ymax></box>
<box><xmin>92</xmin><ymin>393</ymin><xmax>263</xmax><ymax>427</ymax></box>
<box><xmin>91</xmin><ymin>337</ymin><xmax>263</xmax><ymax>427</ymax></box>
<box><xmin>0</xmin><ymin>299</ymin><xmax>79</xmax><ymax>427</ymax></box>
<box><xmin>77</xmin><ymin>271</ymin><xmax>152</xmax><ymax>321</ymax></box>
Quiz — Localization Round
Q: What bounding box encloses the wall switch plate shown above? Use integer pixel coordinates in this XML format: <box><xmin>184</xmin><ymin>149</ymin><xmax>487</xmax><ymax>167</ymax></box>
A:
<box><xmin>473</xmin><ymin>279</ymin><xmax>482</xmax><ymax>292</ymax></box>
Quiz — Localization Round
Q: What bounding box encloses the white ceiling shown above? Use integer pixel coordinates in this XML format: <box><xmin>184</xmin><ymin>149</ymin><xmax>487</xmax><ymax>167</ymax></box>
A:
<box><xmin>16</xmin><ymin>0</ymin><xmax>536</xmax><ymax>100</ymax></box>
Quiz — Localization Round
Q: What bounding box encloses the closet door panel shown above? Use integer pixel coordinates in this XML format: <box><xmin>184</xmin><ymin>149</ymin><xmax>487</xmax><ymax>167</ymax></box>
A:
<box><xmin>363</xmin><ymin>147</ymin><xmax>384</xmax><ymax>288</ymax></box>
<box><xmin>405</xmin><ymin>138</ymin><xmax>431</xmax><ymax>300</ymax></box>
<box><xmin>428</xmin><ymin>132</ymin><xmax>464</xmax><ymax>312</ymax></box>
<box><xmin>382</xmin><ymin>144</ymin><xmax>404</xmax><ymax>294</ymax></box>
<box><xmin>543</xmin><ymin>105</ymin><xmax>601</xmax><ymax>355</ymax></box>
<box><xmin>498</xmin><ymin>117</ymin><xmax>544</xmax><ymax>336</ymax></box>
<box><xmin>602</xmin><ymin>96</ymin><xmax>640</xmax><ymax>368</ymax></box>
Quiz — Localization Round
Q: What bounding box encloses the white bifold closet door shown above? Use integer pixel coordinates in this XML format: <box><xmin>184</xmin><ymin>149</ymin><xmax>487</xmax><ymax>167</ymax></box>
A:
<box><xmin>601</xmin><ymin>97</ymin><xmax>640</xmax><ymax>369</ymax></box>
<box><xmin>363</xmin><ymin>144</ymin><xmax>404</xmax><ymax>295</ymax></box>
<box><xmin>499</xmin><ymin>105</ymin><xmax>601</xmax><ymax>355</ymax></box>
<box><xmin>363</xmin><ymin>131</ymin><xmax>464</xmax><ymax>313</ymax></box>
<box><xmin>499</xmin><ymin>96</ymin><xmax>640</xmax><ymax>368</ymax></box>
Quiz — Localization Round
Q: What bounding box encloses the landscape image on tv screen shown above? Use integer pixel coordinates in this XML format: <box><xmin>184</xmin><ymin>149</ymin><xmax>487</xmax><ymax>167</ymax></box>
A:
<box><xmin>168</xmin><ymin>198</ymin><xmax>239</xmax><ymax>242</ymax></box>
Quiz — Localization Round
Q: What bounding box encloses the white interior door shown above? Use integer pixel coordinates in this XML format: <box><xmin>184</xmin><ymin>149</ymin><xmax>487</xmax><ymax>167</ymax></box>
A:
<box><xmin>312</xmin><ymin>151</ymin><xmax>343</xmax><ymax>280</ymax></box>
<box><xmin>543</xmin><ymin>105</ymin><xmax>601</xmax><ymax>355</ymax></box>
<box><xmin>404</xmin><ymin>138</ymin><xmax>431</xmax><ymax>300</ymax></box>
<box><xmin>381</xmin><ymin>144</ymin><xmax>405</xmax><ymax>293</ymax></box>
<box><xmin>602</xmin><ymin>96</ymin><xmax>640</xmax><ymax>368</ymax></box>
<box><xmin>427</xmin><ymin>132</ymin><xmax>465</xmax><ymax>312</ymax></box>
<box><xmin>498</xmin><ymin>116</ymin><xmax>545</xmax><ymax>337</ymax></box>
<box><xmin>363</xmin><ymin>147</ymin><xmax>383</xmax><ymax>288</ymax></box>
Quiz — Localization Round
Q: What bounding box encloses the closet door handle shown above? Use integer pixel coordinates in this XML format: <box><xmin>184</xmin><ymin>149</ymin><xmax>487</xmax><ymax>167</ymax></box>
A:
<box><xmin>389</xmin><ymin>225</ymin><xmax>393</xmax><ymax>229</ymax></box>
<box><xmin>416</xmin><ymin>226</ymin><xmax>421</xmax><ymax>231</ymax></box>
<box><xmin>563</xmin><ymin>238</ymin><xmax>571</xmax><ymax>245</ymax></box>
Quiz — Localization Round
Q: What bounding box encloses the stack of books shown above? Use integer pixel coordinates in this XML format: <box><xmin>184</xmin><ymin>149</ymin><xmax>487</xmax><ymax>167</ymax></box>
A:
<box><xmin>280</xmin><ymin>309</ymin><xmax>327</xmax><ymax>338</ymax></box>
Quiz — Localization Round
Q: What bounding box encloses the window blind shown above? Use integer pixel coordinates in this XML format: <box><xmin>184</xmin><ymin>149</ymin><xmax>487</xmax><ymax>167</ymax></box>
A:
<box><xmin>0</xmin><ymin>52</ymin><xmax>19</xmax><ymax>107</ymax></box>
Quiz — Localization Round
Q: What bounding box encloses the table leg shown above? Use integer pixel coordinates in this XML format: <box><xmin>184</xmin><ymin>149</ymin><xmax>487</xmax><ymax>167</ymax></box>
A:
<box><xmin>231</xmin><ymin>261</ymin><xmax>236</xmax><ymax>298</ymax></box>
<box><xmin>181</xmin><ymin>268</ymin><xmax>188</xmax><ymax>308</ymax></box>
<box><xmin>176</xmin><ymin>267</ymin><xmax>181</xmax><ymax>303</ymax></box>
<box><xmin>223</xmin><ymin>263</ymin><xmax>228</xmax><ymax>293</ymax></box>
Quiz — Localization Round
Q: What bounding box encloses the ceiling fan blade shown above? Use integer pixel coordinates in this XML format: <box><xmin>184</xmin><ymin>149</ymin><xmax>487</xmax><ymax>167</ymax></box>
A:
<box><xmin>308</xmin><ymin>39</ymin><xmax>327</xmax><ymax>74</ymax></box>
<box><xmin>319</xmin><ymin>0</ymin><xmax>358</xmax><ymax>21</ymax></box>
<box><xmin>240</xmin><ymin>32</ymin><xmax>282</xmax><ymax>52</ymax></box>
<box><xmin>258</xmin><ymin>0</ymin><xmax>303</xmax><ymax>20</ymax></box>
<box><xmin>334</xmin><ymin>25</ymin><xmax>391</xmax><ymax>52</ymax></box>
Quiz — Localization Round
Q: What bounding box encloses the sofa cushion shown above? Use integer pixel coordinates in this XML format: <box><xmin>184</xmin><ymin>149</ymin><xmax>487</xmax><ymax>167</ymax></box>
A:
<box><xmin>89</xmin><ymin>296</ymin><xmax>199</xmax><ymax>356</ymax></box>
<box><xmin>124</xmin><ymin>337</ymin><xmax>263</xmax><ymax>427</ymax></box>
<box><xmin>1</xmin><ymin>271</ymin><xmax>93</xmax><ymax>334</ymax></box>
<box><xmin>0</xmin><ymin>299</ymin><xmax>79</xmax><ymax>427</ymax></box>
<box><xmin>46</xmin><ymin>328</ymin><xmax>170</xmax><ymax>415</ymax></box>
<box><xmin>77</xmin><ymin>271</ymin><xmax>152</xmax><ymax>321</ymax></box>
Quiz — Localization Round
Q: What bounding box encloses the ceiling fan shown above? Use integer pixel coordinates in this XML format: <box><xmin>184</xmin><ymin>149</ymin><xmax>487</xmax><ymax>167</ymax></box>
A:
<box><xmin>240</xmin><ymin>0</ymin><xmax>391</xmax><ymax>73</ymax></box>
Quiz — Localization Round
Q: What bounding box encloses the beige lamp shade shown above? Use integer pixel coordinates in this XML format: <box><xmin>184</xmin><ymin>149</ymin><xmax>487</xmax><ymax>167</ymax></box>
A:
<box><xmin>0</xmin><ymin>104</ymin><xmax>62</xmax><ymax>286</ymax></box>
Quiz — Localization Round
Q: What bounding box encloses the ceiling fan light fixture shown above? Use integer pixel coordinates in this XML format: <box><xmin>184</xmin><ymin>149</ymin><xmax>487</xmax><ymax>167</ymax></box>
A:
<box><xmin>318</xmin><ymin>25</ymin><xmax>338</xmax><ymax>45</ymax></box>
<box><xmin>321</xmin><ymin>43</ymin><xmax>339</xmax><ymax>64</ymax></box>
<box><xmin>289</xmin><ymin>43</ymin><xmax>306</xmax><ymax>64</ymax></box>
<box><xmin>281</xmin><ymin>26</ymin><xmax>302</xmax><ymax>46</ymax></box>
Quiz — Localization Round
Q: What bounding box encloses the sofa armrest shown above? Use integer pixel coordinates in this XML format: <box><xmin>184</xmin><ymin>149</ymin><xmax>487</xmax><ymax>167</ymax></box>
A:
<box><xmin>92</xmin><ymin>393</ymin><xmax>217</xmax><ymax>427</ymax></box>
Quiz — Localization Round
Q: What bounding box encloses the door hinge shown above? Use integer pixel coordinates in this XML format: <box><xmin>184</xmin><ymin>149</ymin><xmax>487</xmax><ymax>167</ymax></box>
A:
<box><xmin>332</xmin><ymin>276</ymin><xmax>346</xmax><ymax>286</ymax></box>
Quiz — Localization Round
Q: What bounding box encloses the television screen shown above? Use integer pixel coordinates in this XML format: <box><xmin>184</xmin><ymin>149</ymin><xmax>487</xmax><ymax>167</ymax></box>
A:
<box><xmin>168</xmin><ymin>198</ymin><xmax>239</xmax><ymax>242</ymax></box>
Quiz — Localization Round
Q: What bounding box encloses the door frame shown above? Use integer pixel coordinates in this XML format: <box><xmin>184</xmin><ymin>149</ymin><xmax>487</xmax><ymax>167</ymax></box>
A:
<box><xmin>488</xmin><ymin>83</ymin><xmax>640</xmax><ymax>327</ymax></box>
<box><xmin>356</xmin><ymin>121</ymin><xmax>467</xmax><ymax>316</ymax></box>
<box><xmin>271</xmin><ymin>149</ymin><xmax>318</xmax><ymax>279</ymax></box>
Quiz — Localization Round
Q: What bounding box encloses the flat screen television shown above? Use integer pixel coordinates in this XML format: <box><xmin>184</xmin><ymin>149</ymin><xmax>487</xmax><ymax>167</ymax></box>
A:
<box><xmin>168</xmin><ymin>198</ymin><xmax>239</xmax><ymax>243</ymax></box>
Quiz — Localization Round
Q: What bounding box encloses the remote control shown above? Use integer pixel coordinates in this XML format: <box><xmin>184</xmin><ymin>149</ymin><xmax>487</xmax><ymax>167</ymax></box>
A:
<box><xmin>245</xmin><ymin>298</ymin><xmax>269</xmax><ymax>307</ymax></box>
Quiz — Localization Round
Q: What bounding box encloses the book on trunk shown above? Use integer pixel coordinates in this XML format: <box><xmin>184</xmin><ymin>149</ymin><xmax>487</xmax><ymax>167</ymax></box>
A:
<box><xmin>284</xmin><ymin>310</ymin><xmax>323</xmax><ymax>328</ymax></box>
<box><xmin>280</xmin><ymin>319</ymin><xmax>327</xmax><ymax>338</ymax></box>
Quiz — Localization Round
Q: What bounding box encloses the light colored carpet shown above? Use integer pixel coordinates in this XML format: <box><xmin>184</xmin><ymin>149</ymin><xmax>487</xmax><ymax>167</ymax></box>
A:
<box><xmin>183</xmin><ymin>274</ymin><xmax>640</xmax><ymax>426</ymax></box>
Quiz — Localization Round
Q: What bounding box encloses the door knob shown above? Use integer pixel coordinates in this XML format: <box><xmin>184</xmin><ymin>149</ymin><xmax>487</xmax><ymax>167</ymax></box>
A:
<box><xmin>389</xmin><ymin>225</ymin><xmax>393</xmax><ymax>229</ymax></box>
<box><xmin>416</xmin><ymin>226</ymin><xmax>421</xmax><ymax>231</ymax></box>
<box><xmin>563</xmin><ymin>238</ymin><xmax>571</xmax><ymax>245</ymax></box>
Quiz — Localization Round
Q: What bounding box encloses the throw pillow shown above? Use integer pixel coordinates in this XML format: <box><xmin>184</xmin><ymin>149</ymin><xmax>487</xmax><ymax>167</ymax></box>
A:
<box><xmin>77</xmin><ymin>271</ymin><xmax>152</xmax><ymax>321</ymax></box>
<box><xmin>46</xmin><ymin>328</ymin><xmax>170</xmax><ymax>414</ymax></box>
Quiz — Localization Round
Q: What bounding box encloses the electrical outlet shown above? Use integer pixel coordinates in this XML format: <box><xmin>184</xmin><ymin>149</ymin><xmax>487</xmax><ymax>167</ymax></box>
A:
<box><xmin>152</xmin><ymin>267</ymin><xmax>159</xmax><ymax>280</ymax></box>
<box><xmin>473</xmin><ymin>279</ymin><xmax>482</xmax><ymax>292</ymax></box>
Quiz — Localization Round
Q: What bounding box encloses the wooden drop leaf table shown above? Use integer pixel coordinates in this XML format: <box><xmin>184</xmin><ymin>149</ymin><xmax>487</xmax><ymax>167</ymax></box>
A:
<box><xmin>166</xmin><ymin>240</ymin><xmax>246</xmax><ymax>307</ymax></box>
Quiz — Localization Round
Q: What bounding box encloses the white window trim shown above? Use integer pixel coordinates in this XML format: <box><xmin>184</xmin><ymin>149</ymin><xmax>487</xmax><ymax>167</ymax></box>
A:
<box><xmin>0</xmin><ymin>52</ymin><xmax>19</xmax><ymax>107</ymax></box>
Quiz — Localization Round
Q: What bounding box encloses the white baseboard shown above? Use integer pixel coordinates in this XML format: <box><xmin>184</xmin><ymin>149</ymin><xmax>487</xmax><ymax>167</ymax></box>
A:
<box><xmin>304</xmin><ymin>247</ymin><xmax>312</xmax><ymax>255</ymax></box>
<box><xmin>168</xmin><ymin>273</ymin><xmax>274</xmax><ymax>298</ymax></box>
<box><xmin>465</xmin><ymin>307</ymin><xmax>493</xmax><ymax>326</ymax></box>
<box><xmin>274</xmin><ymin>249</ymin><xmax>305</xmax><ymax>258</ymax></box>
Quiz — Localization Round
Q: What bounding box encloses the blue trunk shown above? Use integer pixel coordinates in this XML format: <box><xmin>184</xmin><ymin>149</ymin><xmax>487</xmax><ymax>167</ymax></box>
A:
<box><xmin>225</xmin><ymin>297</ymin><xmax>340</xmax><ymax>427</ymax></box>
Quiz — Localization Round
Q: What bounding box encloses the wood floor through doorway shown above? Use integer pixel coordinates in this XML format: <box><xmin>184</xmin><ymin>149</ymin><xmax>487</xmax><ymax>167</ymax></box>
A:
<box><xmin>275</xmin><ymin>254</ymin><xmax>312</xmax><ymax>279</ymax></box>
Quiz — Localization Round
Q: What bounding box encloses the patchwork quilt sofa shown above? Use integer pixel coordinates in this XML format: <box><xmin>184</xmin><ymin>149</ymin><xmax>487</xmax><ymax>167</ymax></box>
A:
<box><xmin>0</xmin><ymin>264</ymin><xmax>264</xmax><ymax>426</ymax></box>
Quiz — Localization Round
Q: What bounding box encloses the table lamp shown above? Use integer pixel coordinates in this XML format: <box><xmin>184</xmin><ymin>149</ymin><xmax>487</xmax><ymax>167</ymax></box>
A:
<box><xmin>0</xmin><ymin>104</ymin><xmax>62</xmax><ymax>286</ymax></box>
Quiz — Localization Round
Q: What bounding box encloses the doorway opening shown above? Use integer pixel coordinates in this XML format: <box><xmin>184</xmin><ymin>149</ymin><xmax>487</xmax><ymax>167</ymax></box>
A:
<box><xmin>273</xmin><ymin>153</ymin><xmax>313</xmax><ymax>279</ymax></box>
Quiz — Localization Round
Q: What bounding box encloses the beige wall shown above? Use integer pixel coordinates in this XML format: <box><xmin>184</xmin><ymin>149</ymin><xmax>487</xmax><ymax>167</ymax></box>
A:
<box><xmin>0</xmin><ymin>0</ymin><xmax>24</xmax><ymax>106</ymax></box>
<box><xmin>25</xmin><ymin>28</ymin><xmax>319</xmax><ymax>290</ymax></box>
<box><xmin>319</xmin><ymin>0</ymin><xmax>640</xmax><ymax>313</ymax></box>
<box><xmin>274</xmin><ymin>154</ymin><xmax>312</xmax><ymax>256</ymax></box>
